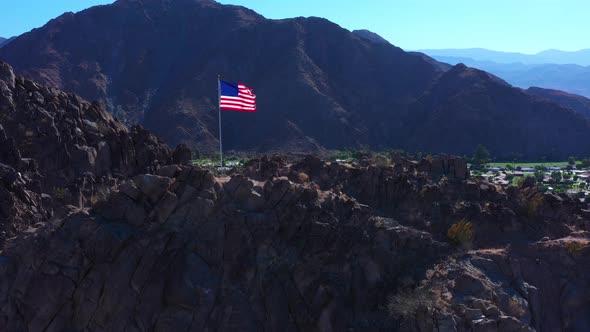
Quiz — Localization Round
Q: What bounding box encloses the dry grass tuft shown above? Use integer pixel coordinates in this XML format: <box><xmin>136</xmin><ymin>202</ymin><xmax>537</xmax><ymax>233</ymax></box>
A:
<box><xmin>447</xmin><ymin>219</ymin><xmax>473</xmax><ymax>248</ymax></box>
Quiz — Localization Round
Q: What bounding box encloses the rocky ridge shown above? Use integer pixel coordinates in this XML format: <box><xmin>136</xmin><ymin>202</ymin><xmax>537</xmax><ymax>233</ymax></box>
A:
<box><xmin>0</xmin><ymin>61</ymin><xmax>189</xmax><ymax>244</ymax></box>
<box><xmin>0</xmin><ymin>152</ymin><xmax>589</xmax><ymax>331</ymax></box>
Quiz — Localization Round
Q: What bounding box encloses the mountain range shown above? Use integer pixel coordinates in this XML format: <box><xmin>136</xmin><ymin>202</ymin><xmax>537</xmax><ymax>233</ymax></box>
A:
<box><xmin>428</xmin><ymin>55</ymin><xmax>590</xmax><ymax>98</ymax></box>
<box><xmin>1</xmin><ymin>0</ymin><xmax>590</xmax><ymax>159</ymax></box>
<box><xmin>420</xmin><ymin>48</ymin><xmax>590</xmax><ymax>66</ymax></box>
<box><xmin>0</xmin><ymin>36</ymin><xmax>14</xmax><ymax>48</ymax></box>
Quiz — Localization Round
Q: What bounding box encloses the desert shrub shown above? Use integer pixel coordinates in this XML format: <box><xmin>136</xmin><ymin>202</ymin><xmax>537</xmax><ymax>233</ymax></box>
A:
<box><xmin>505</xmin><ymin>296</ymin><xmax>527</xmax><ymax>318</ymax></box>
<box><xmin>527</xmin><ymin>195</ymin><xmax>544</xmax><ymax>218</ymax></box>
<box><xmin>550</xmin><ymin>171</ymin><xmax>562</xmax><ymax>183</ymax></box>
<box><xmin>373</xmin><ymin>154</ymin><xmax>390</xmax><ymax>168</ymax></box>
<box><xmin>534</xmin><ymin>170</ymin><xmax>545</xmax><ymax>182</ymax></box>
<box><xmin>53</xmin><ymin>187</ymin><xmax>66</xmax><ymax>201</ymax></box>
<box><xmin>447</xmin><ymin>220</ymin><xmax>473</xmax><ymax>247</ymax></box>
<box><xmin>515</xmin><ymin>175</ymin><xmax>538</xmax><ymax>187</ymax></box>
<box><xmin>568</xmin><ymin>156</ymin><xmax>576</xmax><ymax>165</ymax></box>
<box><xmin>471</xmin><ymin>144</ymin><xmax>490</xmax><ymax>169</ymax></box>
<box><xmin>387</xmin><ymin>287</ymin><xmax>437</xmax><ymax>319</ymax></box>
<box><xmin>331</xmin><ymin>150</ymin><xmax>354</xmax><ymax>161</ymax></box>
<box><xmin>91</xmin><ymin>185</ymin><xmax>111</xmax><ymax>205</ymax></box>
<box><xmin>297</xmin><ymin>172</ymin><xmax>309</xmax><ymax>183</ymax></box>
<box><xmin>565</xmin><ymin>241</ymin><xmax>587</xmax><ymax>255</ymax></box>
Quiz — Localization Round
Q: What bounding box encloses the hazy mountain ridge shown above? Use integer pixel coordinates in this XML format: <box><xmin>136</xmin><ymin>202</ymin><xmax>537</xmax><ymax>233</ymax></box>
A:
<box><xmin>1</xmin><ymin>0</ymin><xmax>590</xmax><ymax>158</ymax></box>
<box><xmin>432</xmin><ymin>55</ymin><xmax>590</xmax><ymax>98</ymax></box>
<box><xmin>420</xmin><ymin>47</ymin><xmax>590</xmax><ymax>66</ymax></box>
<box><xmin>0</xmin><ymin>36</ymin><xmax>15</xmax><ymax>48</ymax></box>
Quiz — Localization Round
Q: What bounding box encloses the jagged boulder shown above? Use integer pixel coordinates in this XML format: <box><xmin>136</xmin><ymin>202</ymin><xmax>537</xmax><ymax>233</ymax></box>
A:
<box><xmin>0</xmin><ymin>61</ymin><xmax>174</xmax><ymax>208</ymax></box>
<box><xmin>172</xmin><ymin>143</ymin><xmax>192</xmax><ymax>165</ymax></box>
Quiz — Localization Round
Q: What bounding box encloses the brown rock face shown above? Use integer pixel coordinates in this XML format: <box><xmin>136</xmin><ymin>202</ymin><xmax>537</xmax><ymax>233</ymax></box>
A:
<box><xmin>0</xmin><ymin>61</ymin><xmax>172</xmax><ymax>207</ymax></box>
<box><xmin>1</xmin><ymin>1</ymin><xmax>589</xmax><ymax>158</ymax></box>
<box><xmin>0</xmin><ymin>62</ymin><xmax>181</xmax><ymax>247</ymax></box>
<box><xmin>1</xmin><ymin>152</ymin><xmax>589</xmax><ymax>331</ymax></box>
<box><xmin>0</xmin><ymin>165</ymin><xmax>450</xmax><ymax>331</ymax></box>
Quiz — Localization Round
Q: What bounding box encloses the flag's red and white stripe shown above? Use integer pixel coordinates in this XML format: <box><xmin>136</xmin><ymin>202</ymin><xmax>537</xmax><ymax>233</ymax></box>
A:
<box><xmin>220</xmin><ymin>84</ymin><xmax>256</xmax><ymax>112</ymax></box>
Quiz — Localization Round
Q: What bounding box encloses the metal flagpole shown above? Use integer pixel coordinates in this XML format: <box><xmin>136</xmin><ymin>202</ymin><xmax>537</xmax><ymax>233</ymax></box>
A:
<box><xmin>218</xmin><ymin>75</ymin><xmax>223</xmax><ymax>168</ymax></box>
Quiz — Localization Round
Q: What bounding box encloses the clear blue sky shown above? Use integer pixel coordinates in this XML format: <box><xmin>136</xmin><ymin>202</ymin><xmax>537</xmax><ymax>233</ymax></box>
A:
<box><xmin>1</xmin><ymin>0</ymin><xmax>588</xmax><ymax>53</ymax></box>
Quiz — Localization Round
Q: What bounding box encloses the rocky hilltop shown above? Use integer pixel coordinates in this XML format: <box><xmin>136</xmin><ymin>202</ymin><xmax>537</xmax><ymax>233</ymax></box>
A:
<box><xmin>0</xmin><ymin>61</ymin><xmax>192</xmax><ymax>244</ymax></box>
<box><xmin>1</xmin><ymin>63</ymin><xmax>589</xmax><ymax>331</ymax></box>
<box><xmin>2</xmin><ymin>139</ymin><xmax>590</xmax><ymax>330</ymax></box>
<box><xmin>1</xmin><ymin>0</ymin><xmax>590</xmax><ymax>158</ymax></box>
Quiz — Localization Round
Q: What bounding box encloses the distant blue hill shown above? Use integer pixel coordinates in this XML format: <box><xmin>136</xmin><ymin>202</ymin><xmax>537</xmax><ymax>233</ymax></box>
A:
<box><xmin>0</xmin><ymin>36</ymin><xmax>16</xmax><ymax>48</ymax></box>
<box><xmin>419</xmin><ymin>48</ymin><xmax>590</xmax><ymax>66</ymax></box>
<box><xmin>429</xmin><ymin>55</ymin><xmax>590</xmax><ymax>98</ymax></box>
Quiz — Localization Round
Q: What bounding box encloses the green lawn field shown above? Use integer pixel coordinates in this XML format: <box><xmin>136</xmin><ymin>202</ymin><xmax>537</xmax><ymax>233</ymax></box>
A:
<box><xmin>487</xmin><ymin>161</ymin><xmax>569</xmax><ymax>168</ymax></box>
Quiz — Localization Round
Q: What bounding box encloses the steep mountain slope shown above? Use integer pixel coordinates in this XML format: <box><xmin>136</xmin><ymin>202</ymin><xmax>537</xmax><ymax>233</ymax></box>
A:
<box><xmin>526</xmin><ymin>87</ymin><xmax>590</xmax><ymax>120</ymax></box>
<box><xmin>352</xmin><ymin>29</ymin><xmax>390</xmax><ymax>44</ymax></box>
<box><xmin>1</xmin><ymin>0</ymin><xmax>590</xmax><ymax>159</ymax></box>
<box><xmin>0</xmin><ymin>0</ymin><xmax>439</xmax><ymax>153</ymax></box>
<box><xmin>405</xmin><ymin>64</ymin><xmax>590</xmax><ymax>159</ymax></box>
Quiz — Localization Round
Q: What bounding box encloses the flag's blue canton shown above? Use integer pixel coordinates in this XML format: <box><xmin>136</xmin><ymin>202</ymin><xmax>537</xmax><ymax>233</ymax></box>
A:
<box><xmin>220</xmin><ymin>81</ymin><xmax>239</xmax><ymax>97</ymax></box>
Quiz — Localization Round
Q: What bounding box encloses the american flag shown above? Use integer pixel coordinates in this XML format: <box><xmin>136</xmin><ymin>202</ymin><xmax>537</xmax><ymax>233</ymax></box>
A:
<box><xmin>219</xmin><ymin>80</ymin><xmax>256</xmax><ymax>112</ymax></box>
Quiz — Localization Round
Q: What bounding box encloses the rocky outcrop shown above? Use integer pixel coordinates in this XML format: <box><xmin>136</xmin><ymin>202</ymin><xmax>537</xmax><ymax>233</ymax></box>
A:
<box><xmin>0</xmin><ymin>161</ymin><xmax>51</xmax><ymax>246</ymax></box>
<box><xmin>0</xmin><ymin>61</ymin><xmax>173</xmax><ymax>208</ymax></box>
<box><xmin>0</xmin><ymin>165</ymin><xmax>450</xmax><ymax>331</ymax></box>
<box><xmin>0</xmin><ymin>61</ymin><xmax>183</xmax><ymax>249</ymax></box>
<box><xmin>0</xmin><ymin>123</ymin><xmax>52</xmax><ymax>245</ymax></box>
<box><xmin>410</xmin><ymin>234</ymin><xmax>590</xmax><ymax>332</ymax></box>
<box><xmin>1</xmin><ymin>152</ymin><xmax>589</xmax><ymax>331</ymax></box>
